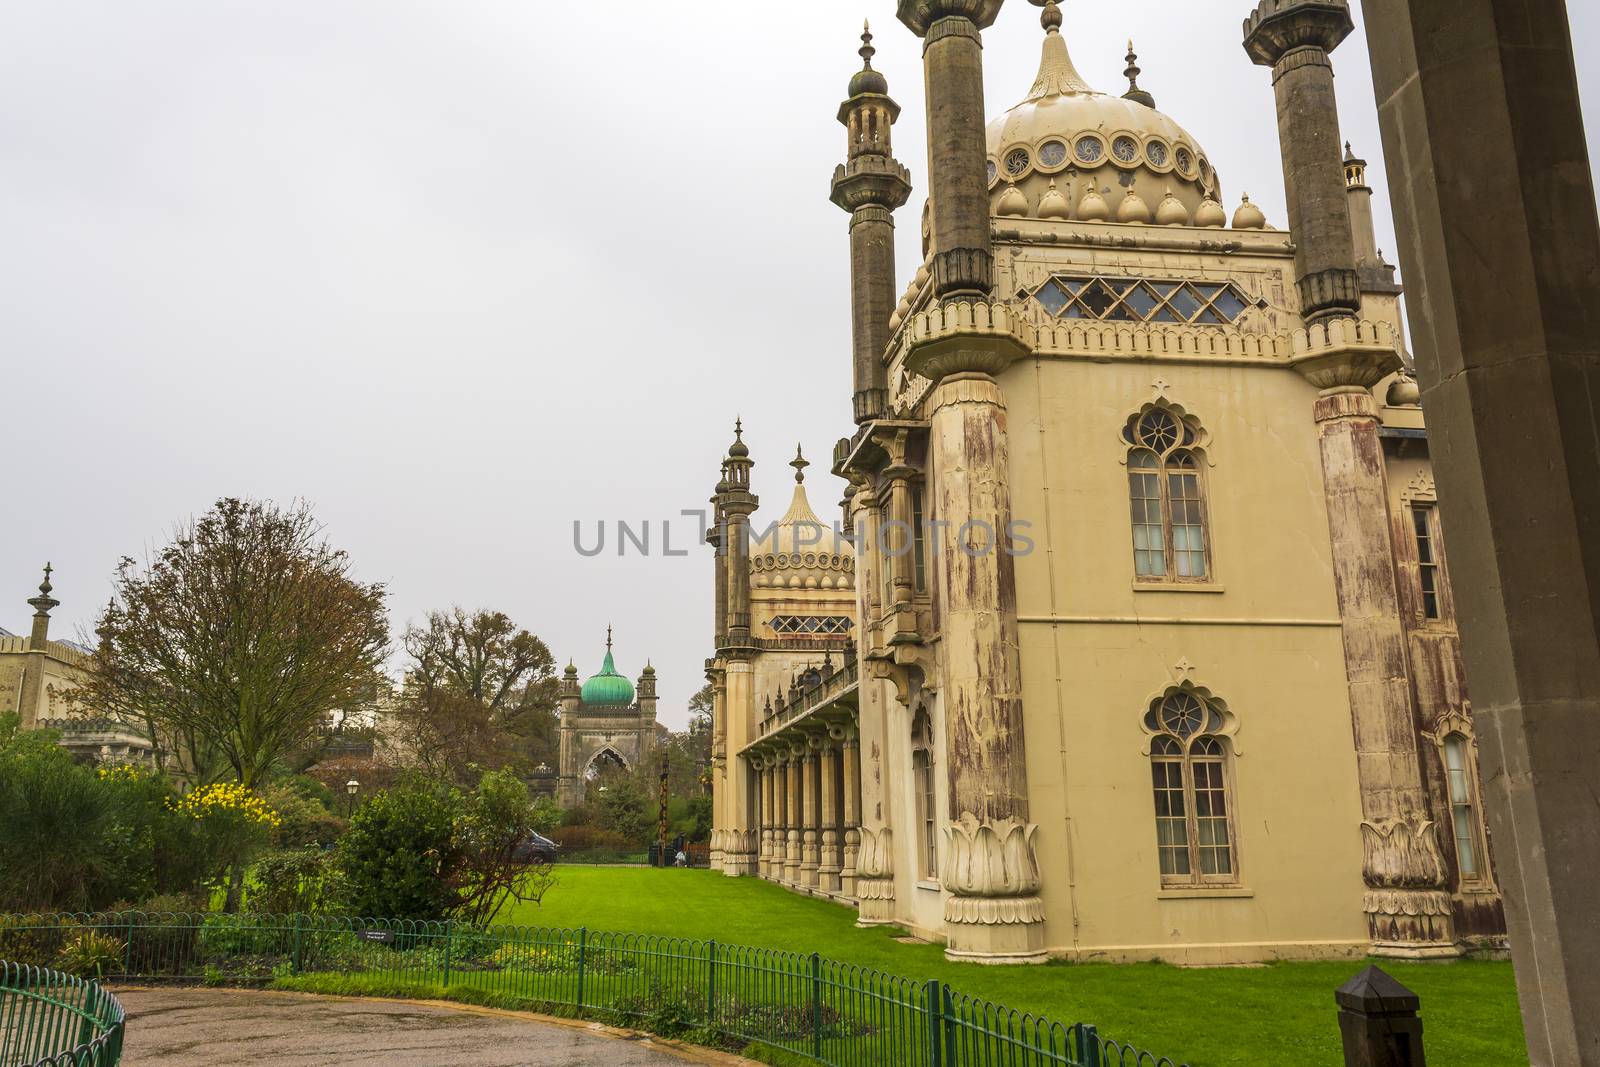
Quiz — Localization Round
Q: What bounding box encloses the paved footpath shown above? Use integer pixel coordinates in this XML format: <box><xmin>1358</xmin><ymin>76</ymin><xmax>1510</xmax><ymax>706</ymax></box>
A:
<box><xmin>113</xmin><ymin>987</ymin><xmax>748</xmax><ymax>1066</ymax></box>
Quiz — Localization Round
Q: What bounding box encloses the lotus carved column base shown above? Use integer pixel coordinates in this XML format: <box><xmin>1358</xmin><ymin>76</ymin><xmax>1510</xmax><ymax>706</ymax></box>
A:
<box><xmin>1364</xmin><ymin>889</ymin><xmax>1461</xmax><ymax>958</ymax></box>
<box><xmin>941</xmin><ymin>815</ymin><xmax>1048</xmax><ymax>964</ymax></box>
<box><xmin>708</xmin><ymin>828</ymin><xmax>724</xmax><ymax>872</ymax></box>
<box><xmin>800</xmin><ymin>831</ymin><xmax>820</xmax><ymax>888</ymax></box>
<box><xmin>722</xmin><ymin>830</ymin><xmax>759</xmax><ymax>877</ymax></box>
<box><xmin>758</xmin><ymin>830</ymin><xmax>774</xmax><ymax>880</ymax></box>
<box><xmin>854</xmin><ymin>827</ymin><xmax>897</xmax><ymax>926</ymax></box>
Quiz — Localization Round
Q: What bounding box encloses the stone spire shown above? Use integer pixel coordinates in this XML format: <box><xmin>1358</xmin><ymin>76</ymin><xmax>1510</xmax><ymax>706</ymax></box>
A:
<box><xmin>1123</xmin><ymin>40</ymin><xmax>1155</xmax><ymax>108</ymax></box>
<box><xmin>1026</xmin><ymin>1</ymin><xmax>1094</xmax><ymax>100</ymax></box>
<box><xmin>720</xmin><ymin>420</ymin><xmax>758</xmax><ymax>644</ymax></box>
<box><xmin>831</xmin><ymin>21</ymin><xmax>912</xmax><ymax>424</ymax></box>
<box><xmin>27</xmin><ymin>562</ymin><xmax>58</xmax><ymax>647</ymax></box>
<box><xmin>791</xmin><ymin>444</ymin><xmax>809</xmax><ymax>483</ymax></box>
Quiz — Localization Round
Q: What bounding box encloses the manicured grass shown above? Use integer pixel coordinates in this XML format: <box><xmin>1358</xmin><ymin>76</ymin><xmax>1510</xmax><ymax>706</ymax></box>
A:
<box><xmin>504</xmin><ymin>866</ymin><xmax>1525</xmax><ymax>1067</ymax></box>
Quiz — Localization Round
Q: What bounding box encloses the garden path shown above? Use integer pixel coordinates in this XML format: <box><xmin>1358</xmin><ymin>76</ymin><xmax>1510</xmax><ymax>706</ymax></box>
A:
<box><xmin>113</xmin><ymin>986</ymin><xmax>749</xmax><ymax>1066</ymax></box>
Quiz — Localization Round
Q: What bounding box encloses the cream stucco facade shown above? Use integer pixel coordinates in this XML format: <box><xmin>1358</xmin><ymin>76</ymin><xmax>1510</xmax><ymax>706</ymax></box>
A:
<box><xmin>708</xmin><ymin>1</ymin><xmax>1505</xmax><ymax>964</ymax></box>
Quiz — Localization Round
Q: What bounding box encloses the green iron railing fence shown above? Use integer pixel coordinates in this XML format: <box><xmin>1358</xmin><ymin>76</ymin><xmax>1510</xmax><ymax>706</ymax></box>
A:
<box><xmin>0</xmin><ymin>913</ymin><xmax>1189</xmax><ymax>1067</ymax></box>
<box><xmin>0</xmin><ymin>962</ymin><xmax>125</xmax><ymax>1067</ymax></box>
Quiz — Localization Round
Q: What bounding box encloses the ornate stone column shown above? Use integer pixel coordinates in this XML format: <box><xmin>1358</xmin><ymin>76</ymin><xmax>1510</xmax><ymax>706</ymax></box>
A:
<box><xmin>758</xmin><ymin>760</ymin><xmax>775</xmax><ymax>880</ymax></box>
<box><xmin>876</xmin><ymin>429</ymin><xmax>919</xmax><ymax>631</ymax></box>
<box><xmin>841</xmin><ymin>726</ymin><xmax>862</xmax><ymax>898</ymax></box>
<box><xmin>896</xmin><ymin>0</ymin><xmax>1004</xmax><ymax>298</ymax></box>
<box><xmin>818</xmin><ymin>736</ymin><xmax>843</xmax><ymax>894</ymax></box>
<box><xmin>1311</xmin><ymin>374</ymin><xmax>1456</xmax><ymax>955</ymax></box>
<box><xmin>801</xmin><ymin>736</ymin><xmax>822</xmax><ymax>889</ymax></box>
<box><xmin>784</xmin><ymin>745</ymin><xmax>803</xmax><ymax>886</ymax></box>
<box><xmin>773</xmin><ymin>751</ymin><xmax>789</xmax><ymax>883</ymax></box>
<box><xmin>721</xmin><ymin>660</ymin><xmax>759</xmax><ymax>877</ymax></box>
<box><xmin>851</xmin><ymin>478</ymin><xmax>885</xmax><ymax>625</ymax></box>
<box><xmin>1243</xmin><ymin>0</ymin><xmax>1362</xmax><ymax>323</ymax></box>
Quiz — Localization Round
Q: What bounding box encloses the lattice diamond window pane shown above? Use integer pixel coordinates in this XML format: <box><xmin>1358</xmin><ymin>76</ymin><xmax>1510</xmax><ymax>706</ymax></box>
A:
<box><xmin>1191</xmin><ymin>282</ymin><xmax>1226</xmax><ymax>302</ymax></box>
<box><xmin>1211</xmin><ymin>288</ymin><xmax>1248</xmax><ymax>320</ymax></box>
<box><xmin>1124</xmin><ymin>284</ymin><xmax>1160</xmax><ymax>319</ymax></box>
<box><xmin>1034</xmin><ymin>280</ymin><xmax>1070</xmax><ymax>316</ymax></box>
<box><xmin>1168</xmin><ymin>286</ymin><xmax>1203</xmax><ymax>320</ymax></box>
<box><xmin>1080</xmin><ymin>281</ymin><xmax>1118</xmax><ymax>317</ymax></box>
<box><xmin>1151</xmin><ymin>305</ymin><xmax>1184</xmax><ymax>324</ymax></box>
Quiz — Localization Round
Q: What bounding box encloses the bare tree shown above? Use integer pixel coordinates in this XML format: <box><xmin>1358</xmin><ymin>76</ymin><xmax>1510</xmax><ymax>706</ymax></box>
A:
<box><xmin>80</xmin><ymin>498</ymin><xmax>390</xmax><ymax>788</ymax></box>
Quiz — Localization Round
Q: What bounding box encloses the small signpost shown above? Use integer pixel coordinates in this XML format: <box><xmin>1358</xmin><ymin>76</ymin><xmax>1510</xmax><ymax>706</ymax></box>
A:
<box><xmin>357</xmin><ymin>929</ymin><xmax>395</xmax><ymax>945</ymax></box>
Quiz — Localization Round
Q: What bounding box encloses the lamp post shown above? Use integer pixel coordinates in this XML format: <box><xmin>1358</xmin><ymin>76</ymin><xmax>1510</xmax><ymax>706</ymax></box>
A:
<box><xmin>345</xmin><ymin>778</ymin><xmax>360</xmax><ymax>818</ymax></box>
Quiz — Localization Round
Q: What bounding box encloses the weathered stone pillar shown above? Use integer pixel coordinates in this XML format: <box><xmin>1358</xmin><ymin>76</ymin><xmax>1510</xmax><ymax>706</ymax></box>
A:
<box><xmin>924</xmin><ymin>372</ymin><xmax>1044</xmax><ymax>962</ymax></box>
<box><xmin>832</xmin><ymin>24</ymin><xmax>912</xmax><ymax>424</ymax></box>
<box><xmin>721</xmin><ymin>660</ymin><xmax>758</xmax><ymax>877</ymax></box>
<box><xmin>784</xmin><ymin>745</ymin><xmax>803</xmax><ymax>886</ymax></box>
<box><xmin>852</xmin><ymin>479</ymin><xmax>885</xmax><ymax>624</ymax></box>
<box><xmin>1243</xmin><ymin>0</ymin><xmax>1362</xmax><ymax>323</ymax></box>
<box><xmin>841</xmin><ymin>727</ymin><xmax>862</xmax><ymax>897</ymax></box>
<box><xmin>818</xmin><ymin>736</ymin><xmax>843</xmax><ymax>894</ymax></box>
<box><xmin>756</xmin><ymin>760</ymin><xmax>773</xmax><ymax>880</ymax></box>
<box><xmin>801</xmin><ymin>737</ymin><xmax>822</xmax><ymax>889</ymax></box>
<box><xmin>876</xmin><ymin>429</ymin><xmax>919</xmax><ymax>630</ymax></box>
<box><xmin>896</xmin><ymin>0</ymin><xmax>1003</xmax><ymax>299</ymax></box>
<box><xmin>772</xmin><ymin>752</ymin><xmax>789</xmax><ymax>883</ymax></box>
<box><xmin>1361</xmin><ymin>0</ymin><xmax>1600</xmax><ymax>1059</ymax></box>
<box><xmin>1312</xmin><ymin>385</ymin><xmax>1455</xmax><ymax>955</ymax></box>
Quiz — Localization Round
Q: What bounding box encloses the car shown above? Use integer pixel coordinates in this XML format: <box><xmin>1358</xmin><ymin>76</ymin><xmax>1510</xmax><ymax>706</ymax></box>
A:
<box><xmin>512</xmin><ymin>831</ymin><xmax>560</xmax><ymax>864</ymax></box>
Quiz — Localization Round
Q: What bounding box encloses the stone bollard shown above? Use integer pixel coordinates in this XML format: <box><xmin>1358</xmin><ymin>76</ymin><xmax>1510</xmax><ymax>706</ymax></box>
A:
<box><xmin>1335</xmin><ymin>965</ymin><xmax>1426</xmax><ymax>1066</ymax></box>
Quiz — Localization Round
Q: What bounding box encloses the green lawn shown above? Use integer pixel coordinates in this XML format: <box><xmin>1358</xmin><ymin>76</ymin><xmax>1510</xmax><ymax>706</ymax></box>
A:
<box><xmin>505</xmin><ymin>866</ymin><xmax>1525</xmax><ymax>1067</ymax></box>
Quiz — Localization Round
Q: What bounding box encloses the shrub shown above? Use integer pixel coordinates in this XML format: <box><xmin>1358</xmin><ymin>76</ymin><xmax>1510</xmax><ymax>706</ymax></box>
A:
<box><xmin>260</xmin><ymin>783</ymin><xmax>346</xmax><ymax>849</ymax></box>
<box><xmin>55</xmin><ymin>930</ymin><xmax>126</xmax><ymax>979</ymax></box>
<box><xmin>337</xmin><ymin>779</ymin><xmax>457</xmax><ymax>920</ymax></box>
<box><xmin>0</xmin><ymin>724</ymin><xmax>116</xmax><ymax>911</ymax></box>
<box><xmin>250</xmin><ymin>849</ymin><xmax>349</xmax><ymax>916</ymax></box>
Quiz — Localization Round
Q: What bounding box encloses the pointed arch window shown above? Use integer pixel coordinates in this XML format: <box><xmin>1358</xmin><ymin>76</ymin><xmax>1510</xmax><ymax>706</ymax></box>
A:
<box><xmin>911</xmin><ymin>711</ymin><xmax>937</xmax><ymax>881</ymax></box>
<box><xmin>1146</xmin><ymin>691</ymin><xmax>1237</xmax><ymax>885</ymax></box>
<box><xmin>1125</xmin><ymin>408</ymin><xmax>1210</xmax><ymax>581</ymax></box>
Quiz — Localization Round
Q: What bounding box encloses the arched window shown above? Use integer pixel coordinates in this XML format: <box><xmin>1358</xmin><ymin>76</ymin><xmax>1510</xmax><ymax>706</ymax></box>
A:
<box><xmin>1124</xmin><ymin>408</ymin><xmax>1210</xmax><ymax>581</ymax></box>
<box><xmin>1443</xmin><ymin>733</ymin><xmax>1487</xmax><ymax>882</ymax></box>
<box><xmin>911</xmin><ymin>711</ymin><xmax>937</xmax><ymax>881</ymax></box>
<box><xmin>1146</xmin><ymin>691</ymin><xmax>1236</xmax><ymax>885</ymax></box>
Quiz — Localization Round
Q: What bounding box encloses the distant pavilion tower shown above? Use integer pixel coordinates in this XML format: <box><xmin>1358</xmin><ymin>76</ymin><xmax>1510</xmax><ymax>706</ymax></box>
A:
<box><xmin>555</xmin><ymin>627</ymin><xmax>658</xmax><ymax>806</ymax></box>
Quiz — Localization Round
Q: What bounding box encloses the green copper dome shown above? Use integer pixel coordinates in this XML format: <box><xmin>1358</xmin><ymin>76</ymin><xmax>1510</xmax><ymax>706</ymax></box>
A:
<box><xmin>581</xmin><ymin>630</ymin><xmax>635</xmax><ymax>706</ymax></box>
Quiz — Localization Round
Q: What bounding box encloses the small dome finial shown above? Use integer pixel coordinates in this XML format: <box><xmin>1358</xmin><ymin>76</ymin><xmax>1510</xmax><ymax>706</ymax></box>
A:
<box><xmin>1036</xmin><ymin>0</ymin><xmax>1063</xmax><ymax>33</ymax></box>
<box><xmin>791</xmin><ymin>444</ymin><xmax>809</xmax><ymax>484</ymax></box>
<box><xmin>1123</xmin><ymin>39</ymin><xmax>1156</xmax><ymax>108</ymax></box>
<box><xmin>728</xmin><ymin>417</ymin><xmax>750</xmax><ymax>459</ymax></box>
<box><xmin>39</xmin><ymin>562</ymin><xmax>53</xmax><ymax>597</ymax></box>
<box><xmin>859</xmin><ymin>20</ymin><xmax>875</xmax><ymax>68</ymax></box>
<box><xmin>606</xmin><ymin>624</ymin><xmax>613</xmax><ymax>652</ymax></box>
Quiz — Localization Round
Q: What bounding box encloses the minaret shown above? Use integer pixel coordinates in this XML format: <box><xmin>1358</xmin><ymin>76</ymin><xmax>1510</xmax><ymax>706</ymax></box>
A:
<box><xmin>1243</xmin><ymin>0</ymin><xmax>1361</xmax><ymax>323</ymax></box>
<box><xmin>19</xmin><ymin>564</ymin><xmax>60</xmax><ymax>730</ymax></box>
<box><xmin>721</xmin><ymin>421</ymin><xmax>756</xmax><ymax>646</ymax></box>
<box><xmin>897</xmin><ymin>0</ymin><xmax>1005</xmax><ymax>298</ymax></box>
<box><xmin>1343</xmin><ymin>142</ymin><xmax>1379</xmax><ymax>268</ymax></box>
<box><xmin>637</xmin><ymin>662</ymin><xmax>658</xmax><ymax>737</ymax></box>
<box><xmin>830</xmin><ymin>22</ymin><xmax>912</xmax><ymax>424</ymax></box>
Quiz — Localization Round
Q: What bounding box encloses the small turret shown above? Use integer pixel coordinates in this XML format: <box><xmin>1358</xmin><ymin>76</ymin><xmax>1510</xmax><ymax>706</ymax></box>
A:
<box><xmin>27</xmin><ymin>562</ymin><xmax>57</xmax><ymax>648</ymax></box>
<box><xmin>1123</xmin><ymin>40</ymin><xmax>1156</xmax><ymax>109</ymax></box>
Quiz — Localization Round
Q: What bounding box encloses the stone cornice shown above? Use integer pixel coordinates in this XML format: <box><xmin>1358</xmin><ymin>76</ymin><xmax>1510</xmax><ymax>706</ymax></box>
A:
<box><xmin>1242</xmin><ymin>0</ymin><xmax>1354</xmax><ymax>66</ymax></box>
<box><xmin>899</xmin><ymin>299</ymin><xmax>1035</xmax><ymax>383</ymax></box>
<box><xmin>830</xmin><ymin>156</ymin><xmax>913</xmax><ymax>214</ymax></box>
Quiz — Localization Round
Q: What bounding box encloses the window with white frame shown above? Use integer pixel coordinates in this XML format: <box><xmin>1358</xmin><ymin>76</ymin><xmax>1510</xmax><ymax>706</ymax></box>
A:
<box><xmin>1125</xmin><ymin>408</ymin><xmax>1210</xmax><ymax>581</ymax></box>
<box><xmin>1146</xmin><ymin>691</ymin><xmax>1237</xmax><ymax>885</ymax></box>
<box><xmin>911</xmin><ymin>711</ymin><xmax>937</xmax><ymax>881</ymax></box>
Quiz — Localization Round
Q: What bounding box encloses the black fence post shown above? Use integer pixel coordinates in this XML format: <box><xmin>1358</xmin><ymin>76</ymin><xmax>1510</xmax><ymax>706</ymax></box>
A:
<box><xmin>810</xmin><ymin>951</ymin><xmax>823</xmax><ymax>1060</ymax></box>
<box><xmin>926</xmin><ymin>978</ymin><xmax>943</xmax><ymax>1067</ymax></box>
<box><xmin>706</xmin><ymin>939</ymin><xmax>717</xmax><ymax>1028</ymax></box>
<box><xmin>1335</xmin><ymin>965</ymin><xmax>1426</xmax><ymax>1067</ymax></box>
<box><xmin>576</xmin><ymin>927</ymin><xmax>588</xmax><ymax>1010</ymax></box>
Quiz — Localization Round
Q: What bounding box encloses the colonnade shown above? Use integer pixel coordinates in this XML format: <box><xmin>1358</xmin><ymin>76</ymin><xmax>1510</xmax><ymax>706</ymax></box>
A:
<box><xmin>752</xmin><ymin>725</ymin><xmax>862</xmax><ymax>897</ymax></box>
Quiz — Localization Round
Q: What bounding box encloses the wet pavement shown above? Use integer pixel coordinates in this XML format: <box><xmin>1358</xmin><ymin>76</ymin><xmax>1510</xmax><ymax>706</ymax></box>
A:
<box><xmin>114</xmin><ymin>987</ymin><xmax>736</xmax><ymax>1066</ymax></box>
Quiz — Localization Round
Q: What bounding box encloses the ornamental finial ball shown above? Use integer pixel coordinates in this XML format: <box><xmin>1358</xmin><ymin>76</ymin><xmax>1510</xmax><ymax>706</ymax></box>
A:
<box><xmin>1035</xmin><ymin>0</ymin><xmax>1063</xmax><ymax>33</ymax></box>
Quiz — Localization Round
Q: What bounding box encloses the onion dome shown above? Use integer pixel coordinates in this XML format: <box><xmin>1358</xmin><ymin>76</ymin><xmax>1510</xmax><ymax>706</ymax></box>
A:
<box><xmin>987</xmin><ymin>2</ymin><xmax>1222</xmax><ymax>225</ymax></box>
<box><xmin>749</xmin><ymin>446</ymin><xmax>856</xmax><ymax>591</ymax></box>
<box><xmin>1232</xmin><ymin>193</ymin><xmax>1267</xmax><ymax>230</ymax></box>
<box><xmin>1117</xmin><ymin>189</ymin><xmax>1152</xmax><ymax>224</ymax></box>
<box><xmin>581</xmin><ymin>627</ymin><xmax>636</xmax><ymax>706</ymax></box>
<box><xmin>1155</xmin><ymin>187</ymin><xmax>1189</xmax><ymax>226</ymax></box>
<box><xmin>1195</xmin><ymin>197</ymin><xmax>1227</xmax><ymax>228</ymax></box>
<box><xmin>848</xmin><ymin>21</ymin><xmax>888</xmax><ymax>97</ymax></box>
<box><xmin>1038</xmin><ymin>181</ymin><xmax>1071</xmax><ymax>220</ymax></box>
<box><xmin>1078</xmin><ymin>187</ymin><xmax>1110</xmax><ymax>221</ymax></box>
<box><xmin>1387</xmin><ymin>373</ymin><xmax>1422</xmax><ymax>407</ymax></box>
<box><xmin>997</xmin><ymin>184</ymin><xmax>1030</xmax><ymax>217</ymax></box>
<box><xmin>727</xmin><ymin>417</ymin><xmax>749</xmax><ymax>458</ymax></box>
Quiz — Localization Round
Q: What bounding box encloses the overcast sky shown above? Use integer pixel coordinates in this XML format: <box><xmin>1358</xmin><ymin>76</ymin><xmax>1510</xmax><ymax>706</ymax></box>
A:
<box><xmin>3</xmin><ymin>2</ymin><xmax>1596</xmax><ymax>728</ymax></box>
